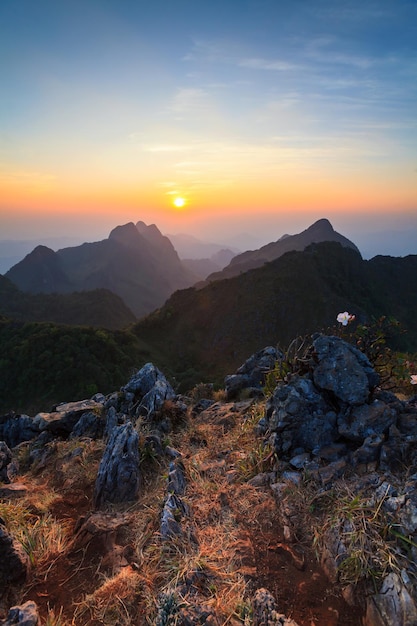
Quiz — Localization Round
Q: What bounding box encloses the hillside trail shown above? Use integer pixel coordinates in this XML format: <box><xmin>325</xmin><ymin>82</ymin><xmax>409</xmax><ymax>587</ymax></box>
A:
<box><xmin>16</xmin><ymin>399</ymin><xmax>365</xmax><ymax>625</ymax></box>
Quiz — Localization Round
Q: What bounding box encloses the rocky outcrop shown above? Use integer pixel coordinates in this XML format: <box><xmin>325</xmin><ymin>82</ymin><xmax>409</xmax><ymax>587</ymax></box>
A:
<box><xmin>257</xmin><ymin>334</ymin><xmax>417</xmax><ymax>624</ymax></box>
<box><xmin>0</xmin><ymin>524</ymin><xmax>30</xmax><ymax>586</ymax></box>
<box><xmin>93</xmin><ymin>422</ymin><xmax>141</xmax><ymax>509</ymax></box>
<box><xmin>0</xmin><ymin>442</ymin><xmax>13</xmax><ymax>483</ymax></box>
<box><xmin>0</xmin><ymin>601</ymin><xmax>40</xmax><ymax>626</ymax></box>
<box><xmin>261</xmin><ymin>335</ymin><xmax>415</xmax><ymax>469</ymax></box>
<box><xmin>121</xmin><ymin>362</ymin><xmax>176</xmax><ymax>419</ymax></box>
<box><xmin>225</xmin><ymin>346</ymin><xmax>282</xmax><ymax>400</ymax></box>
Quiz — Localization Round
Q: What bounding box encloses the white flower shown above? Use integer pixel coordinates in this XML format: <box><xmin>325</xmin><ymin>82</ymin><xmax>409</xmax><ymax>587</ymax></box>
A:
<box><xmin>337</xmin><ymin>311</ymin><xmax>351</xmax><ymax>326</ymax></box>
<box><xmin>411</xmin><ymin>374</ymin><xmax>417</xmax><ymax>385</ymax></box>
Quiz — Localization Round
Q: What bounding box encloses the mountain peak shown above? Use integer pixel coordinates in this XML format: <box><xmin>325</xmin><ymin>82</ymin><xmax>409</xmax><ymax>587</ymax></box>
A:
<box><xmin>108</xmin><ymin>222</ymin><xmax>142</xmax><ymax>247</ymax></box>
<box><xmin>305</xmin><ymin>218</ymin><xmax>334</xmax><ymax>235</ymax></box>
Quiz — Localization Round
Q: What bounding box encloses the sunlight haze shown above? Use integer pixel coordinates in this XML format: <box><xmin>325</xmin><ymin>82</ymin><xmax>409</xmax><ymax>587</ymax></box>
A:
<box><xmin>1</xmin><ymin>0</ymin><xmax>416</xmax><ymax>256</ymax></box>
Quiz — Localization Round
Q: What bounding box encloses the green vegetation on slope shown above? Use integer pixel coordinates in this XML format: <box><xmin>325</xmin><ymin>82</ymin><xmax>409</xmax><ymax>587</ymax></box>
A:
<box><xmin>0</xmin><ymin>275</ymin><xmax>136</xmax><ymax>329</ymax></box>
<box><xmin>0</xmin><ymin>319</ymin><xmax>149</xmax><ymax>414</ymax></box>
<box><xmin>1</xmin><ymin>242</ymin><xmax>416</xmax><ymax>414</ymax></box>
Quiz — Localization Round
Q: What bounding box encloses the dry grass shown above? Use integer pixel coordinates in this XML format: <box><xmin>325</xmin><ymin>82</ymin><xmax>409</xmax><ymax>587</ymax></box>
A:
<box><xmin>73</xmin><ymin>566</ymin><xmax>144</xmax><ymax>625</ymax></box>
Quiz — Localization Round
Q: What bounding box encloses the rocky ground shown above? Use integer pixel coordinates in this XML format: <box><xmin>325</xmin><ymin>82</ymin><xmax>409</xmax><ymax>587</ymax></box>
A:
<box><xmin>1</xmin><ymin>336</ymin><xmax>417</xmax><ymax>625</ymax></box>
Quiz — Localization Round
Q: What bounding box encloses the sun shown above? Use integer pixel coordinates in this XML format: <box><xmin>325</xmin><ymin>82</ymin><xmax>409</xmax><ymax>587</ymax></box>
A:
<box><xmin>173</xmin><ymin>196</ymin><xmax>186</xmax><ymax>208</ymax></box>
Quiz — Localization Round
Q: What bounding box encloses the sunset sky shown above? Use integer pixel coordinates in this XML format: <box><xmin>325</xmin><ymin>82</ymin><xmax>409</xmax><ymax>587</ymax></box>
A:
<box><xmin>1</xmin><ymin>0</ymin><xmax>416</xmax><ymax>256</ymax></box>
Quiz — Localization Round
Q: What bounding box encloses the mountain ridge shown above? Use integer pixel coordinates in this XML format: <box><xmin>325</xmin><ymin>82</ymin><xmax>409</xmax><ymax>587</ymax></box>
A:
<box><xmin>203</xmin><ymin>218</ymin><xmax>360</xmax><ymax>283</ymax></box>
<box><xmin>6</xmin><ymin>222</ymin><xmax>198</xmax><ymax>318</ymax></box>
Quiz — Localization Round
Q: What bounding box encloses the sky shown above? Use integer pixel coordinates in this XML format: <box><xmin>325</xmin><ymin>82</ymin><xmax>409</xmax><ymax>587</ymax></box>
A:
<box><xmin>1</xmin><ymin>0</ymin><xmax>416</xmax><ymax>258</ymax></box>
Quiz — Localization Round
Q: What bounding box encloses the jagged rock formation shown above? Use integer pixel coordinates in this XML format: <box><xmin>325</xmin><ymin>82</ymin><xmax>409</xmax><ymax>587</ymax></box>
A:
<box><xmin>1</xmin><ymin>337</ymin><xmax>417</xmax><ymax>624</ymax></box>
<box><xmin>225</xmin><ymin>346</ymin><xmax>283</xmax><ymax>400</ymax></box>
<box><xmin>0</xmin><ymin>525</ymin><xmax>30</xmax><ymax>587</ymax></box>
<box><xmin>247</xmin><ymin>335</ymin><xmax>417</xmax><ymax>625</ymax></box>
<box><xmin>93</xmin><ymin>422</ymin><xmax>141</xmax><ymax>508</ymax></box>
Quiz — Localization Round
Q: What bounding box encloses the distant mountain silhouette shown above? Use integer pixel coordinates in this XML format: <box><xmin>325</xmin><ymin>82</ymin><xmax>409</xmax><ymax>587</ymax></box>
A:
<box><xmin>167</xmin><ymin>232</ymin><xmax>240</xmax><ymax>259</ymax></box>
<box><xmin>203</xmin><ymin>218</ymin><xmax>360</xmax><ymax>283</ymax></box>
<box><xmin>6</xmin><ymin>222</ymin><xmax>198</xmax><ymax>318</ymax></box>
<box><xmin>182</xmin><ymin>249</ymin><xmax>237</xmax><ymax>281</ymax></box>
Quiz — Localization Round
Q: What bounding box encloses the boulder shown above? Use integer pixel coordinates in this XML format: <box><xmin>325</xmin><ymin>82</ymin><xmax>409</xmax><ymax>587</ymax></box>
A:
<box><xmin>265</xmin><ymin>375</ymin><xmax>337</xmax><ymax>455</ymax></box>
<box><xmin>313</xmin><ymin>335</ymin><xmax>379</xmax><ymax>405</ymax></box>
<box><xmin>365</xmin><ymin>573</ymin><xmax>417</xmax><ymax>626</ymax></box>
<box><xmin>225</xmin><ymin>346</ymin><xmax>282</xmax><ymax>400</ymax></box>
<box><xmin>1</xmin><ymin>601</ymin><xmax>40</xmax><ymax>626</ymax></box>
<box><xmin>0</xmin><ymin>442</ymin><xmax>13</xmax><ymax>483</ymax></box>
<box><xmin>137</xmin><ymin>378</ymin><xmax>175</xmax><ymax>418</ymax></box>
<box><xmin>70</xmin><ymin>411</ymin><xmax>105</xmax><ymax>439</ymax></box>
<box><xmin>0</xmin><ymin>524</ymin><xmax>30</xmax><ymax>585</ymax></box>
<box><xmin>338</xmin><ymin>400</ymin><xmax>397</xmax><ymax>443</ymax></box>
<box><xmin>34</xmin><ymin>399</ymin><xmax>103</xmax><ymax>437</ymax></box>
<box><xmin>122</xmin><ymin>362</ymin><xmax>169</xmax><ymax>396</ymax></box>
<box><xmin>93</xmin><ymin>422</ymin><xmax>141</xmax><ymax>508</ymax></box>
<box><xmin>0</xmin><ymin>414</ymin><xmax>40</xmax><ymax>448</ymax></box>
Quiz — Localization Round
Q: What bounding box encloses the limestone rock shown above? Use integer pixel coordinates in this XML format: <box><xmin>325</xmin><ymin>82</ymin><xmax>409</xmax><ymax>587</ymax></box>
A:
<box><xmin>0</xmin><ymin>524</ymin><xmax>30</xmax><ymax>585</ymax></box>
<box><xmin>34</xmin><ymin>399</ymin><xmax>103</xmax><ymax>437</ymax></box>
<box><xmin>0</xmin><ymin>414</ymin><xmax>40</xmax><ymax>448</ymax></box>
<box><xmin>338</xmin><ymin>400</ymin><xmax>397</xmax><ymax>443</ymax></box>
<box><xmin>1</xmin><ymin>601</ymin><xmax>40</xmax><ymax>626</ymax></box>
<box><xmin>0</xmin><ymin>442</ymin><xmax>13</xmax><ymax>483</ymax></box>
<box><xmin>225</xmin><ymin>346</ymin><xmax>282</xmax><ymax>400</ymax></box>
<box><xmin>313</xmin><ymin>335</ymin><xmax>378</xmax><ymax>405</ymax></box>
<box><xmin>365</xmin><ymin>573</ymin><xmax>417</xmax><ymax>626</ymax></box>
<box><xmin>160</xmin><ymin>493</ymin><xmax>189</xmax><ymax>539</ymax></box>
<box><xmin>93</xmin><ymin>422</ymin><xmax>141</xmax><ymax>508</ymax></box>
<box><xmin>252</xmin><ymin>588</ymin><xmax>300</xmax><ymax>625</ymax></box>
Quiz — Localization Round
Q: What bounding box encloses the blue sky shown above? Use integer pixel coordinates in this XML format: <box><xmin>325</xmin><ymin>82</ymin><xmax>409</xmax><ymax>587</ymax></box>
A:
<box><xmin>0</xmin><ymin>0</ymin><xmax>416</xmax><ymax>256</ymax></box>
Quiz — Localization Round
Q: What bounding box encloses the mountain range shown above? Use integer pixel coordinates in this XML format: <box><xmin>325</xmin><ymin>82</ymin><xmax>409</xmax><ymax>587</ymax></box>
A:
<box><xmin>5</xmin><ymin>221</ymin><xmax>198</xmax><ymax>318</ymax></box>
<box><xmin>202</xmin><ymin>218</ymin><xmax>360</xmax><ymax>283</ymax></box>
<box><xmin>4</xmin><ymin>218</ymin><xmax>359</xmax><ymax>320</ymax></box>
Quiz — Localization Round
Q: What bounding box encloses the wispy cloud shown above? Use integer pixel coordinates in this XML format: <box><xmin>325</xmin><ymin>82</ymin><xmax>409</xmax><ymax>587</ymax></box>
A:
<box><xmin>238</xmin><ymin>57</ymin><xmax>299</xmax><ymax>71</ymax></box>
<box><xmin>170</xmin><ymin>88</ymin><xmax>210</xmax><ymax>114</ymax></box>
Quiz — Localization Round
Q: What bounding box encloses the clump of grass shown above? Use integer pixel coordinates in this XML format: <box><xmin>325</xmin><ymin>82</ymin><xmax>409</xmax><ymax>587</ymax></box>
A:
<box><xmin>73</xmin><ymin>566</ymin><xmax>144</xmax><ymax>626</ymax></box>
<box><xmin>189</xmin><ymin>382</ymin><xmax>214</xmax><ymax>402</ymax></box>
<box><xmin>0</xmin><ymin>500</ymin><xmax>71</xmax><ymax>568</ymax></box>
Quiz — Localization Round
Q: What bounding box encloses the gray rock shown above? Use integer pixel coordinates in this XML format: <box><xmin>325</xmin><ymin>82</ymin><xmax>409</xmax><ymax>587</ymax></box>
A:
<box><xmin>93</xmin><ymin>422</ymin><xmax>141</xmax><ymax>508</ymax></box>
<box><xmin>313</xmin><ymin>335</ymin><xmax>378</xmax><ymax>405</ymax></box>
<box><xmin>0</xmin><ymin>414</ymin><xmax>40</xmax><ymax>448</ymax></box>
<box><xmin>0</xmin><ymin>441</ymin><xmax>13</xmax><ymax>483</ymax></box>
<box><xmin>167</xmin><ymin>460</ymin><xmax>187</xmax><ymax>495</ymax></box>
<box><xmin>1</xmin><ymin>601</ymin><xmax>40</xmax><ymax>626</ymax></box>
<box><xmin>252</xmin><ymin>588</ymin><xmax>300</xmax><ymax>626</ymax></box>
<box><xmin>122</xmin><ymin>362</ymin><xmax>167</xmax><ymax>396</ymax></box>
<box><xmin>160</xmin><ymin>493</ymin><xmax>189</xmax><ymax>539</ymax></box>
<box><xmin>137</xmin><ymin>378</ymin><xmax>175</xmax><ymax>418</ymax></box>
<box><xmin>70</xmin><ymin>411</ymin><xmax>105</xmax><ymax>439</ymax></box>
<box><xmin>0</xmin><ymin>524</ymin><xmax>30</xmax><ymax>585</ymax></box>
<box><xmin>365</xmin><ymin>573</ymin><xmax>417</xmax><ymax>626</ymax></box>
<box><xmin>34</xmin><ymin>399</ymin><xmax>103</xmax><ymax>437</ymax></box>
<box><xmin>265</xmin><ymin>376</ymin><xmax>337</xmax><ymax>454</ymax></box>
<box><xmin>225</xmin><ymin>346</ymin><xmax>282</xmax><ymax>400</ymax></box>
<box><xmin>338</xmin><ymin>400</ymin><xmax>397</xmax><ymax>443</ymax></box>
